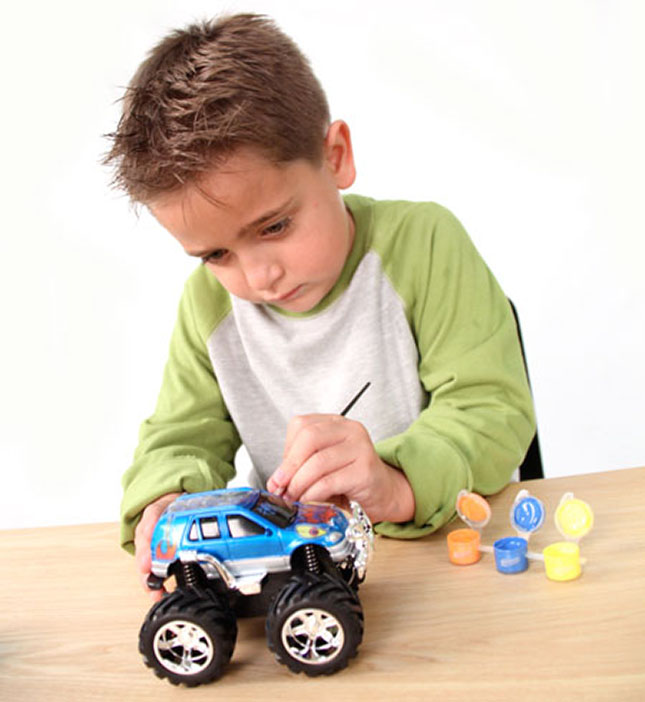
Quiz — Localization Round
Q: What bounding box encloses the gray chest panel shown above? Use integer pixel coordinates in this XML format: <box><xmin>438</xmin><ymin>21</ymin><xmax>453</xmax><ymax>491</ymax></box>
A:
<box><xmin>207</xmin><ymin>252</ymin><xmax>425</xmax><ymax>486</ymax></box>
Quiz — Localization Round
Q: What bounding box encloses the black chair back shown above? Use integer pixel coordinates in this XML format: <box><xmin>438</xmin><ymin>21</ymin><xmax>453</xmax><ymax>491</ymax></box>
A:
<box><xmin>508</xmin><ymin>300</ymin><xmax>544</xmax><ymax>480</ymax></box>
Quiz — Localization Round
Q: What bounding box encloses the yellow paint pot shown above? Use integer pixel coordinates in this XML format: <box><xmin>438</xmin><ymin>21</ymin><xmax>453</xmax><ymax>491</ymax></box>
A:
<box><xmin>543</xmin><ymin>541</ymin><xmax>581</xmax><ymax>581</ymax></box>
<box><xmin>447</xmin><ymin>528</ymin><xmax>481</xmax><ymax>565</ymax></box>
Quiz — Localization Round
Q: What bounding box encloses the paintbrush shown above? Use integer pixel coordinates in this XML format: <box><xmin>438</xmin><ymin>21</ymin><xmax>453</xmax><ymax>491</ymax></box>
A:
<box><xmin>272</xmin><ymin>381</ymin><xmax>372</xmax><ymax>497</ymax></box>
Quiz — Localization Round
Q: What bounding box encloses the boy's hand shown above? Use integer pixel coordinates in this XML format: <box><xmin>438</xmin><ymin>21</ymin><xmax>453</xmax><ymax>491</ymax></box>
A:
<box><xmin>134</xmin><ymin>492</ymin><xmax>181</xmax><ymax>601</ymax></box>
<box><xmin>267</xmin><ymin>414</ymin><xmax>415</xmax><ymax>524</ymax></box>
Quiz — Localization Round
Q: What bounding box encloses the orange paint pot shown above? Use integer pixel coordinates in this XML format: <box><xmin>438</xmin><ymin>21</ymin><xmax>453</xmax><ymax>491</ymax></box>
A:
<box><xmin>447</xmin><ymin>528</ymin><xmax>481</xmax><ymax>565</ymax></box>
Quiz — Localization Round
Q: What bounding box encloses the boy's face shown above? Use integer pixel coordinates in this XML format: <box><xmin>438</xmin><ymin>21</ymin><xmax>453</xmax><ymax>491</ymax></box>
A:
<box><xmin>150</xmin><ymin>121</ymin><xmax>356</xmax><ymax>313</ymax></box>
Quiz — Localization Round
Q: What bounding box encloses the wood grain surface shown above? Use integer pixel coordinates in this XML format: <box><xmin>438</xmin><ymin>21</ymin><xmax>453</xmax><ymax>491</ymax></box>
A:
<box><xmin>1</xmin><ymin>467</ymin><xmax>643</xmax><ymax>701</ymax></box>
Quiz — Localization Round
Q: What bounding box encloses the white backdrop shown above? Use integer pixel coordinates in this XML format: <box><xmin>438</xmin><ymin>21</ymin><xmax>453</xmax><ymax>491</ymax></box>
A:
<box><xmin>1</xmin><ymin>0</ymin><xmax>643</xmax><ymax>529</ymax></box>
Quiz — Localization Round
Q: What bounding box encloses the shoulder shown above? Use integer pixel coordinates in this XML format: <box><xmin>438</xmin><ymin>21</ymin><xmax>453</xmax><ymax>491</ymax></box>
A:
<box><xmin>345</xmin><ymin>195</ymin><xmax>471</xmax><ymax>282</ymax></box>
<box><xmin>180</xmin><ymin>265</ymin><xmax>232</xmax><ymax>340</ymax></box>
<box><xmin>346</xmin><ymin>195</ymin><xmax>465</xmax><ymax>252</ymax></box>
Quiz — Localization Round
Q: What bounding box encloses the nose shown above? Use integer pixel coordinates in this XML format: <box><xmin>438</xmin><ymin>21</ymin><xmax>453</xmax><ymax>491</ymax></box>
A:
<box><xmin>242</xmin><ymin>254</ymin><xmax>284</xmax><ymax>293</ymax></box>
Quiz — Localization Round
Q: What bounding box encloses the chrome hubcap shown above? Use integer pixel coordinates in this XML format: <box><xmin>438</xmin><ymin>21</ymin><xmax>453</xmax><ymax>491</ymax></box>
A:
<box><xmin>153</xmin><ymin>620</ymin><xmax>214</xmax><ymax>675</ymax></box>
<box><xmin>281</xmin><ymin>608</ymin><xmax>344</xmax><ymax>665</ymax></box>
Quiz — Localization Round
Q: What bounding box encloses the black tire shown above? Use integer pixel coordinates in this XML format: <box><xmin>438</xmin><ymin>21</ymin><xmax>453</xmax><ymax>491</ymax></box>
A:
<box><xmin>266</xmin><ymin>572</ymin><xmax>363</xmax><ymax>676</ymax></box>
<box><xmin>139</xmin><ymin>588</ymin><xmax>237</xmax><ymax>686</ymax></box>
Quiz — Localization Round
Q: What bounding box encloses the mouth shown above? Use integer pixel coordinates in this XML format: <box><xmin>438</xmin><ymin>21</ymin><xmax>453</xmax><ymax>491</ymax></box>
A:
<box><xmin>267</xmin><ymin>285</ymin><xmax>303</xmax><ymax>304</ymax></box>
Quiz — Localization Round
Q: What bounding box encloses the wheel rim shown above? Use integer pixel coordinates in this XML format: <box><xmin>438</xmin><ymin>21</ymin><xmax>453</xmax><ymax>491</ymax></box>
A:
<box><xmin>152</xmin><ymin>619</ymin><xmax>214</xmax><ymax>676</ymax></box>
<box><xmin>281</xmin><ymin>608</ymin><xmax>345</xmax><ymax>665</ymax></box>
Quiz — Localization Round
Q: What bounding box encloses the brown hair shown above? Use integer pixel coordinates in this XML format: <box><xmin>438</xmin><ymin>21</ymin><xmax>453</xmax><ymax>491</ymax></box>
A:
<box><xmin>104</xmin><ymin>14</ymin><xmax>330</xmax><ymax>204</ymax></box>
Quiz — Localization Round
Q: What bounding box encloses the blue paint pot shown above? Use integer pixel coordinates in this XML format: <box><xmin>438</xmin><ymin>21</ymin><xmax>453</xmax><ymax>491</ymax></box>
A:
<box><xmin>493</xmin><ymin>536</ymin><xmax>528</xmax><ymax>574</ymax></box>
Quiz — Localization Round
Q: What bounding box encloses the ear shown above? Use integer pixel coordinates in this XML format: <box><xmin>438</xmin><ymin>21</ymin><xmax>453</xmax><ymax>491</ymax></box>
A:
<box><xmin>323</xmin><ymin>120</ymin><xmax>356</xmax><ymax>189</ymax></box>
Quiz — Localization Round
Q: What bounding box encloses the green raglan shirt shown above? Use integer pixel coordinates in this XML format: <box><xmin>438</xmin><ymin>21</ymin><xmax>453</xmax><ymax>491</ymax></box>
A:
<box><xmin>121</xmin><ymin>195</ymin><xmax>536</xmax><ymax>553</ymax></box>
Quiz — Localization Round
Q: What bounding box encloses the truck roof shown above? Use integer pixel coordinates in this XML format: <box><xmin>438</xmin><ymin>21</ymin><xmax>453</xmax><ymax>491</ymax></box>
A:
<box><xmin>166</xmin><ymin>488</ymin><xmax>260</xmax><ymax>515</ymax></box>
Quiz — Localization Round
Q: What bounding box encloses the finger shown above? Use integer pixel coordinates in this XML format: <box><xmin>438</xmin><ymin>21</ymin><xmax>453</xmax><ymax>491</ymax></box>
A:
<box><xmin>270</xmin><ymin>414</ymin><xmax>338</xmax><ymax>492</ymax></box>
<box><xmin>138</xmin><ymin>567</ymin><xmax>165</xmax><ymax>602</ymax></box>
<box><xmin>270</xmin><ymin>415</ymin><xmax>329</xmax><ymax>493</ymax></box>
<box><xmin>285</xmin><ymin>440</ymin><xmax>356</xmax><ymax>501</ymax></box>
<box><xmin>134</xmin><ymin>503</ymin><xmax>162</xmax><ymax>557</ymax></box>
<box><xmin>135</xmin><ymin>525</ymin><xmax>165</xmax><ymax>601</ymax></box>
<box><xmin>299</xmin><ymin>462</ymin><xmax>378</xmax><ymax>509</ymax></box>
<box><xmin>299</xmin><ymin>466</ymin><xmax>359</xmax><ymax>505</ymax></box>
<box><xmin>134</xmin><ymin>493</ymin><xmax>180</xmax><ymax>595</ymax></box>
<box><xmin>272</xmin><ymin>416</ymin><xmax>347</xmax><ymax>492</ymax></box>
<box><xmin>281</xmin><ymin>414</ymin><xmax>332</xmax><ymax>459</ymax></box>
<box><xmin>134</xmin><ymin>517</ymin><xmax>155</xmax><ymax>572</ymax></box>
<box><xmin>148</xmin><ymin>589</ymin><xmax>165</xmax><ymax>603</ymax></box>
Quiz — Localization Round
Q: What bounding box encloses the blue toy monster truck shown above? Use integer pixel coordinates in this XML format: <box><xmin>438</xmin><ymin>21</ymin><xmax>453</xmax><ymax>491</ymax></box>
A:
<box><xmin>139</xmin><ymin>488</ymin><xmax>373</xmax><ymax>685</ymax></box>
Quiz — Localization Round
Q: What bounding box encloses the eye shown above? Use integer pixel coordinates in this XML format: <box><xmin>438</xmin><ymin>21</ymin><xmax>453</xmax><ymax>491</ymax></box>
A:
<box><xmin>201</xmin><ymin>249</ymin><xmax>229</xmax><ymax>264</ymax></box>
<box><xmin>262</xmin><ymin>217</ymin><xmax>292</xmax><ymax>236</ymax></box>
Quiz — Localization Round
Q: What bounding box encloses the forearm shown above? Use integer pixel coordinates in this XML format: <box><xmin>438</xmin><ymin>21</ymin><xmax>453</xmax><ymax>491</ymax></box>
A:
<box><xmin>374</xmin><ymin>314</ymin><xmax>536</xmax><ymax>539</ymax></box>
<box><xmin>121</xmin><ymin>270</ymin><xmax>242</xmax><ymax>553</ymax></box>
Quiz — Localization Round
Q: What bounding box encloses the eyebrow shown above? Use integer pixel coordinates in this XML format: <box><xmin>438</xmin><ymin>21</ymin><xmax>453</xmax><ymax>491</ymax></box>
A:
<box><xmin>187</xmin><ymin>197</ymin><xmax>296</xmax><ymax>259</ymax></box>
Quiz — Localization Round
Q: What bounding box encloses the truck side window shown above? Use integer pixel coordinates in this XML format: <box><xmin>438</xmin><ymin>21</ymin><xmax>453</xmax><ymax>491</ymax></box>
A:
<box><xmin>200</xmin><ymin>517</ymin><xmax>220</xmax><ymax>539</ymax></box>
<box><xmin>227</xmin><ymin>515</ymin><xmax>266</xmax><ymax>538</ymax></box>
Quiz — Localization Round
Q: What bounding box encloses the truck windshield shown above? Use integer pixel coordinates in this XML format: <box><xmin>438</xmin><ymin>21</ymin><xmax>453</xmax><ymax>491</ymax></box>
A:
<box><xmin>251</xmin><ymin>493</ymin><xmax>297</xmax><ymax>528</ymax></box>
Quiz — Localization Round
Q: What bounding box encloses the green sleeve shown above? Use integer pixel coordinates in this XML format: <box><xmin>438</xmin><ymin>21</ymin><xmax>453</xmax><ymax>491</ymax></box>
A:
<box><xmin>373</xmin><ymin>204</ymin><xmax>536</xmax><ymax>538</ymax></box>
<box><xmin>120</xmin><ymin>268</ymin><xmax>241</xmax><ymax>553</ymax></box>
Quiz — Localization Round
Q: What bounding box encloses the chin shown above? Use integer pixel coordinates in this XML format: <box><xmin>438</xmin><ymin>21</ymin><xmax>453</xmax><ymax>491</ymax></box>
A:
<box><xmin>275</xmin><ymin>300</ymin><xmax>313</xmax><ymax>313</ymax></box>
<box><xmin>277</xmin><ymin>292</ymin><xmax>321</xmax><ymax>313</ymax></box>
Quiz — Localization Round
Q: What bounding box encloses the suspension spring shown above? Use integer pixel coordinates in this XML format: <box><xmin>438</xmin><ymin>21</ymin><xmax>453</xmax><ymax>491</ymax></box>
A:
<box><xmin>181</xmin><ymin>562</ymin><xmax>201</xmax><ymax>588</ymax></box>
<box><xmin>304</xmin><ymin>544</ymin><xmax>321</xmax><ymax>574</ymax></box>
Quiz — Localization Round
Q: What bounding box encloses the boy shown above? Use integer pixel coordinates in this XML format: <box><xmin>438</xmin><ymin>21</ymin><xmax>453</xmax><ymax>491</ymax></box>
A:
<box><xmin>105</xmin><ymin>14</ymin><xmax>536</xmax><ymax>598</ymax></box>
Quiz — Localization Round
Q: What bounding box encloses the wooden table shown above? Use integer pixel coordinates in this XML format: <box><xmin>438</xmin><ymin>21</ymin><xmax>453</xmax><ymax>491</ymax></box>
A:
<box><xmin>1</xmin><ymin>468</ymin><xmax>643</xmax><ymax>701</ymax></box>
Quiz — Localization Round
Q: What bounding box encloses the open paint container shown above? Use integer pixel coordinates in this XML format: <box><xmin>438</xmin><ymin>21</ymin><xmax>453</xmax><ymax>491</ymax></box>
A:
<box><xmin>492</xmin><ymin>490</ymin><xmax>545</xmax><ymax>574</ymax></box>
<box><xmin>542</xmin><ymin>493</ymin><xmax>594</xmax><ymax>581</ymax></box>
<box><xmin>446</xmin><ymin>491</ymin><xmax>491</xmax><ymax>565</ymax></box>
